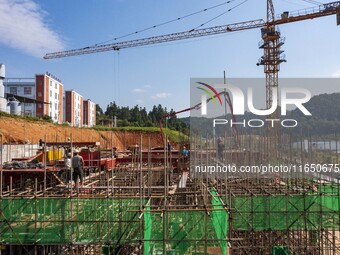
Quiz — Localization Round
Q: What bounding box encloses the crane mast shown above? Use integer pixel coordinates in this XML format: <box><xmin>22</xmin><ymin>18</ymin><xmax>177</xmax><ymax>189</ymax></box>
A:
<box><xmin>258</xmin><ymin>0</ymin><xmax>285</xmax><ymax>159</ymax></box>
<box><xmin>262</xmin><ymin>0</ymin><xmax>282</xmax><ymax>111</ymax></box>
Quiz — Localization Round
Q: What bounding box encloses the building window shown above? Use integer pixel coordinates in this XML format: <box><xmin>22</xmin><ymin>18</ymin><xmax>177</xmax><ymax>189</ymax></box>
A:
<box><xmin>50</xmin><ymin>90</ymin><xmax>52</xmax><ymax>97</ymax></box>
<box><xmin>55</xmin><ymin>83</ymin><xmax>57</xmax><ymax>89</ymax></box>
<box><xmin>38</xmin><ymin>104</ymin><xmax>42</xmax><ymax>108</ymax></box>
<box><xmin>55</xmin><ymin>93</ymin><xmax>58</xmax><ymax>99</ymax></box>
<box><xmin>9</xmin><ymin>87</ymin><xmax>17</xmax><ymax>95</ymax></box>
<box><xmin>24</xmin><ymin>87</ymin><xmax>32</xmax><ymax>95</ymax></box>
<box><xmin>50</xmin><ymin>81</ymin><xmax>52</xmax><ymax>87</ymax></box>
<box><xmin>55</xmin><ymin>103</ymin><xmax>57</xmax><ymax>110</ymax></box>
<box><xmin>24</xmin><ymin>103</ymin><xmax>32</xmax><ymax>107</ymax></box>
<box><xmin>38</xmin><ymin>92</ymin><xmax>42</xmax><ymax>97</ymax></box>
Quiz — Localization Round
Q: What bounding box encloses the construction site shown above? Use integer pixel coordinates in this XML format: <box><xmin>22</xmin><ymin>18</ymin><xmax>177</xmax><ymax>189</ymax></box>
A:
<box><xmin>0</xmin><ymin>123</ymin><xmax>340</xmax><ymax>255</ymax></box>
<box><xmin>1</xmin><ymin>0</ymin><xmax>340</xmax><ymax>254</ymax></box>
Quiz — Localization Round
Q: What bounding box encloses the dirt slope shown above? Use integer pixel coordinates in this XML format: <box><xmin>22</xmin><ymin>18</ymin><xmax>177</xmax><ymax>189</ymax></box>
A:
<box><xmin>0</xmin><ymin>117</ymin><xmax>163</xmax><ymax>150</ymax></box>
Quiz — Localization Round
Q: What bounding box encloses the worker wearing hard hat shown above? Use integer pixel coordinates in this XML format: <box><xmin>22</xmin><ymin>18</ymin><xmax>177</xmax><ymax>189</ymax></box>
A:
<box><xmin>72</xmin><ymin>149</ymin><xmax>84</xmax><ymax>186</ymax></box>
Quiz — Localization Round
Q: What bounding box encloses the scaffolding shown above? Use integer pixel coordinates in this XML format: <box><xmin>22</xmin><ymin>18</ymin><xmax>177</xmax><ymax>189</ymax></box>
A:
<box><xmin>0</xmin><ymin>133</ymin><xmax>340</xmax><ymax>255</ymax></box>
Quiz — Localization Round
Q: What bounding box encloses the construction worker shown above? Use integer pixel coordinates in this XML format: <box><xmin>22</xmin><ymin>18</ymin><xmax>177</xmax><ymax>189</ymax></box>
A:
<box><xmin>112</xmin><ymin>146</ymin><xmax>118</xmax><ymax>158</ymax></box>
<box><xmin>167</xmin><ymin>140</ymin><xmax>172</xmax><ymax>154</ymax></box>
<box><xmin>172</xmin><ymin>223</ymin><xmax>189</xmax><ymax>253</ymax></box>
<box><xmin>64</xmin><ymin>152</ymin><xmax>72</xmax><ymax>182</ymax></box>
<box><xmin>133</xmin><ymin>144</ymin><xmax>139</xmax><ymax>155</ymax></box>
<box><xmin>58</xmin><ymin>152</ymin><xmax>72</xmax><ymax>182</ymax></box>
<box><xmin>72</xmin><ymin>149</ymin><xmax>84</xmax><ymax>187</ymax></box>
<box><xmin>217</xmin><ymin>137</ymin><xmax>224</xmax><ymax>161</ymax></box>
<box><xmin>182</xmin><ymin>146</ymin><xmax>188</xmax><ymax>158</ymax></box>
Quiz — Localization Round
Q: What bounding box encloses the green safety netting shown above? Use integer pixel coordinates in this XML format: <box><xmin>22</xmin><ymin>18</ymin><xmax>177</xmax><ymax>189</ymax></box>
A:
<box><xmin>211</xmin><ymin>189</ymin><xmax>228</xmax><ymax>255</ymax></box>
<box><xmin>0</xmin><ymin>183</ymin><xmax>339</xmax><ymax>254</ymax></box>
<box><xmin>0</xmin><ymin>198</ymin><xmax>141</xmax><ymax>244</ymax></box>
<box><xmin>272</xmin><ymin>246</ymin><xmax>291</xmax><ymax>255</ymax></box>
<box><xmin>229</xmin><ymin>184</ymin><xmax>339</xmax><ymax>231</ymax></box>
<box><xmin>144</xmin><ymin>210</ymin><xmax>221</xmax><ymax>254</ymax></box>
<box><xmin>144</xmin><ymin>200</ymin><xmax>152</xmax><ymax>254</ymax></box>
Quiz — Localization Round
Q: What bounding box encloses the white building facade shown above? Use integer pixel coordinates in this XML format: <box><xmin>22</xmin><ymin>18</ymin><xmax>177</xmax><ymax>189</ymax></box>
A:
<box><xmin>35</xmin><ymin>73</ymin><xmax>63</xmax><ymax>123</ymax></box>
<box><xmin>83</xmin><ymin>99</ymin><xmax>96</xmax><ymax>127</ymax></box>
<box><xmin>65</xmin><ymin>90</ymin><xmax>83</xmax><ymax>127</ymax></box>
<box><xmin>4</xmin><ymin>78</ymin><xmax>36</xmax><ymax>116</ymax></box>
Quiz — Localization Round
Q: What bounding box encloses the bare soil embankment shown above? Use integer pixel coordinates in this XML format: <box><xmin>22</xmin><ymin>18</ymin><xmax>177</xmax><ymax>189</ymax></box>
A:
<box><xmin>0</xmin><ymin>117</ymin><xmax>164</xmax><ymax>150</ymax></box>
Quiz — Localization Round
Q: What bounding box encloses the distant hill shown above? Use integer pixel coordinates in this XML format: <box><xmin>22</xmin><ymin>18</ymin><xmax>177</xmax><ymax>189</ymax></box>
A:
<box><xmin>290</xmin><ymin>93</ymin><xmax>340</xmax><ymax>121</ymax></box>
<box><xmin>181</xmin><ymin>93</ymin><xmax>340</xmax><ymax>137</ymax></box>
<box><xmin>288</xmin><ymin>92</ymin><xmax>340</xmax><ymax>135</ymax></box>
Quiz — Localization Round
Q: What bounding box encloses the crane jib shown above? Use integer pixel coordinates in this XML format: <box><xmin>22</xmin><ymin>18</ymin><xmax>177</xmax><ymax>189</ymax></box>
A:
<box><xmin>43</xmin><ymin>1</ymin><xmax>340</xmax><ymax>59</ymax></box>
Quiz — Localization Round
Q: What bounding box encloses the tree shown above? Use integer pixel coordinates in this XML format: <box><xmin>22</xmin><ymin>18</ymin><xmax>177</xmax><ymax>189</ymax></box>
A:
<box><xmin>96</xmin><ymin>101</ymin><xmax>189</xmax><ymax>133</ymax></box>
<box><xmin>96</xmin><ymin>104</ymin><xmax>103</xmax><ymax>115</ymax></box>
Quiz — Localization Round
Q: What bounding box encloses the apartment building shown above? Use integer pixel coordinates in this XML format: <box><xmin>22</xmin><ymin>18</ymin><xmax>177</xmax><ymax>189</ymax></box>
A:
<box><xmin>65</xmin><ymin>90</ymin><xmax>83</xmax><ymax>127</ymax></box>
<box><xmin>35</xmin><ymin>73</ymin><xmax>63</xmax><ymax>123</ymax></box>
<box><xmin>3</xmin><ymin>68</ymin><xmax>97</xmax><ymax>126</ymax></box>
<box><xmin>4</xmin><ymin>78</ymin><xmax>36</xmax><ymax>116</ymax></box>
<box><xmin>83</xmin><ymin>99</ymin><xmax>96</xmax><ymax>127</ymax></box>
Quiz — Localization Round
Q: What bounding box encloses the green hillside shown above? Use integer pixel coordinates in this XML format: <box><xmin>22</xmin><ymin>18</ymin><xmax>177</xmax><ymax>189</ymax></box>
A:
<box><xmin>181</xmin><ymin>93</ymin><xmax>340</xmax><ymax>137</ymax></box>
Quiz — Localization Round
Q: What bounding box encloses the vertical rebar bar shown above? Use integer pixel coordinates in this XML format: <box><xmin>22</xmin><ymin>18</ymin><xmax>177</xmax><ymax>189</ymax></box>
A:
<box><xmin>43</xmin><ymin>135</ymin><xmax>47</xmax><ymax>195</ymax></box>
<box><xmin>148</xmin><ymin>136</ymin><xmax>151</xmax><ymax>197</ymax></box>
<box><xmin>0</xmin><ymin>134</ymin><xmax>2</xmax><ymax>199</ymax></box>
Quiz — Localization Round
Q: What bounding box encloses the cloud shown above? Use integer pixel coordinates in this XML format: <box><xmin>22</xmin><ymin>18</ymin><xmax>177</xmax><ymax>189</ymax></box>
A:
<box><xmin>132</xmin><ymin>85</ymin><xmax>152</xmax><ymax>93</ymax></box>
<box><xmin>332</xmin><ymin>69</ymin><xmax>340</xmax><ymax>77</ymax></box>
<box><xmin>0</xmin><ymin>0</ymin><xmax>65</xmax><ymax>58</ymax></box>
<box><xmin>132</xmin><ymin>88</ymin><xmax>145</xmax><ymax>93</ymax></box>
<box><xmin>152</xmin><ymin>92</ymin><xmax>171</xmax><ymax>99</ymax></box>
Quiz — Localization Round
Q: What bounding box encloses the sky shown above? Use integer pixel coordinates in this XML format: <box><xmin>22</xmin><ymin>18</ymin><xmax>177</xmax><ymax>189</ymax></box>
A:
<box><xmin>1</xmin><ymin>0</ymin><xmax>340</xmax><ymax>115</ymax></box>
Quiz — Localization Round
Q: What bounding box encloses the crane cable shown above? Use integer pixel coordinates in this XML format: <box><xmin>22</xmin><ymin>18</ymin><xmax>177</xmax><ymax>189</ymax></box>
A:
<box><xmin>93</xmin><ymin>0</ymin><xmax>239</xmax><ymax>46</ymax></box>
<box><xmin>300</xmin><ymin>0</ymin><xmax>322</xmax><ymax>5</ymax></box>
<box><xmin>189</xmin><ymin>0</ymin><xmax>250</xmax><ymax>31</ymax></box>
<box><xmin>278</xmin><ymin>0</ymin><xmax>308</xmax><ymax>8</ymax></box>
<box><xmin>113</xmin><ymin>50</ymin><xmax>120</xmax><ymax>106</ymax></box>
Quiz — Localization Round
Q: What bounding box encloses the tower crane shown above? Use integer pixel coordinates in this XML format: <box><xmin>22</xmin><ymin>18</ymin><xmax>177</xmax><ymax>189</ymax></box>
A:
<box><xmin>44</xmin><ymin>1</ymin><xmax>340</xmax><ymax>60</ymax></box>
<box><xmin>44</xmin><ymin>0</ymin><xmax>340</xmax><ymax>108</ymax></box>
<box><xmin>44</xmin><ymin>1</ymin><xmax>340</xmax><ymax>157</ymax></box>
